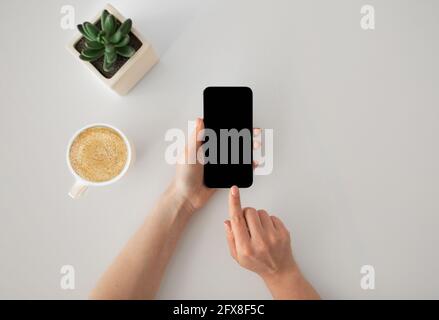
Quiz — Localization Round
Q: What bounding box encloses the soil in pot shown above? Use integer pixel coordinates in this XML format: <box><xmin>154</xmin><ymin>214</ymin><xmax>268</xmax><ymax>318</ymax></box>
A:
<box><xmin>74</xmin><ymin>19</ymin><xmax>143</xmax><ymax>79</ymax></box>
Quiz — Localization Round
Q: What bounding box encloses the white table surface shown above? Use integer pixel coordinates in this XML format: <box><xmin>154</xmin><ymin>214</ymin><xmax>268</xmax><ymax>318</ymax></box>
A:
<box><xmin>1</xmin><ymin>0</ymin><xmax>439</xmax><ymax>299</ymax></box>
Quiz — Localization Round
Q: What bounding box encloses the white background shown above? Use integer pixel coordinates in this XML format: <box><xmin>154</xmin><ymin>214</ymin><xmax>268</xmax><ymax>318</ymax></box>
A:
<box><xmin>1</xmin><ymin>0</ymin><xmax>438</xmax><ymax>299</ymax></box>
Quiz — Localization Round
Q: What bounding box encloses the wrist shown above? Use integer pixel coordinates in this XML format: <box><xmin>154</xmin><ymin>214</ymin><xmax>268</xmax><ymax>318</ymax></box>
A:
<box><xmin>167</xmin><ymin>181</ymin><xmax>196</xmax><ymax>217</ymax></box>
<box><xmin>261</xmin><ymin>264</ymin><xmax>301</xmax><ymax>288</ymax></box>
<box><xmin>261</xmin><ymin>263</ymin><xmax>321</xmax><ymax>300</ymax></box>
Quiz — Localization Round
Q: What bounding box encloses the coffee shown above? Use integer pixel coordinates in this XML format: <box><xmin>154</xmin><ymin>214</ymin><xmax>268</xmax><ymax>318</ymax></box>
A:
<box><xmin>69</xmin><ymin>126</ymin><xmax>128</xmax><ymax>182</ymax></box>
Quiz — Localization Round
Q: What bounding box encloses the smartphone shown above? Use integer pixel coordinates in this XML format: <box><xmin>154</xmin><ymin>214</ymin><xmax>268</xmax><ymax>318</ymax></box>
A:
<box><xmin>203</xmin><ymin>86</ymin><xmax>253</xmax><ymax>188</ymax></box>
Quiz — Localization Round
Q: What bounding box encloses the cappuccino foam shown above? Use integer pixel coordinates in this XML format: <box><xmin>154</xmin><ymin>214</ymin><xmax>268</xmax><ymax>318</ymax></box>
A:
<box><xmin>69</xmin><ymin>126</ymin><xmax>128</xmax><ymax>182</ymax></box>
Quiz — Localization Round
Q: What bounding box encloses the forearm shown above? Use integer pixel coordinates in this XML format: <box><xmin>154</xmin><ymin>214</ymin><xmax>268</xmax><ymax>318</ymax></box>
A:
<box><xmin>90</xmin><ymin>183</ymin><xmax>194</xmax><ymax>299</ymax></box>
<box><xmin>263</xmin><ymin>267</ymin><xmax>320</xmax><ymax>300</ymax></box>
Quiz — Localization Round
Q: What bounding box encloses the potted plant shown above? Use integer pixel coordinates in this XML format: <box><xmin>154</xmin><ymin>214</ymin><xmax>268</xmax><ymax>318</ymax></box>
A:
<box><xmin>67</xmin><ymin>4</ymin><xmax>158</xmax><ymax>95</ymax></box>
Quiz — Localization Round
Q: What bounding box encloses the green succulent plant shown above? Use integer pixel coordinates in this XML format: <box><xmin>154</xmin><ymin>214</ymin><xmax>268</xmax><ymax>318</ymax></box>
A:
<box><xmin>77</xmin><ymin>10</ymin><xmax>135</xmax><ymax>72</ymax></box>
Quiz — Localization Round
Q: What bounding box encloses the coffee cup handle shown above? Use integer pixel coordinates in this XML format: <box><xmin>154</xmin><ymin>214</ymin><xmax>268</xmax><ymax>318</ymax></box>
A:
<box><xmin>69</xmin><ymin>181</ymin><xmax>88</xmax><ymax>199</ymax></box>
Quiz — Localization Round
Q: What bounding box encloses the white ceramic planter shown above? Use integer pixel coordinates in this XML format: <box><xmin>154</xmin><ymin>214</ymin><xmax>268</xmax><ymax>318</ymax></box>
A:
<box><xmin>67</xmin><ymin>4</ymin><xmax>158</xmax><ymax>95</ymax></box>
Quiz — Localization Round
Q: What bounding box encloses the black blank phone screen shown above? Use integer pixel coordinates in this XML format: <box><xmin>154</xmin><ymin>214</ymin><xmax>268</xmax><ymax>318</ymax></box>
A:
<box><xmin>203</xmin><ymin>87</ymin><xmax>253</xmax><ymax>188</ymax></box>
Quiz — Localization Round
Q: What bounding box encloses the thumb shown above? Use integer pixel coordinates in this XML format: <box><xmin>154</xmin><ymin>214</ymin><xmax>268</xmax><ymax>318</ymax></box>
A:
<box><xmin>195</xmin><ymin>118</ymin><xmax>204</xmax><ymax>149</ymax></box>
<box><xmin>186</xmin><ymin>118</ymin><xmax>203</xmax><ymax>163</ymax></box>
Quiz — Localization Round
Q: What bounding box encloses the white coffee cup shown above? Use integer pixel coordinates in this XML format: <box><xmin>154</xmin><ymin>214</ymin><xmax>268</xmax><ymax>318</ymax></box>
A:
<box><xmin>66</xmin><ymin>123</ymin><xmax>134</xmax><ymax>199</ymax></box>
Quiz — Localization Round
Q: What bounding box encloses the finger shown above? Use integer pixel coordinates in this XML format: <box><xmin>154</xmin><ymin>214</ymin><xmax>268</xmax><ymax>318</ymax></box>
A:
<box><xmin>224</xmin><ymin>220</ymin><xmax>238</xmax><ymax>261</ymax></box>
<box><xmin>229</xmin><ymin>186</ymin><xmax>242</xmax><ymax>217</ymax></box>
<box><xmin>244</xmin><ymin>207</ymin><xmax>264</xmax><ymax>239</ymax></box>
<box><xmin>228</xmin><ymin>186</ymin><xmax>250</xmax><ymax>243</ymax></box>
<box><xmin>252</xmin><ymin>160</ymin><xmax>259</xmax><ymax>170</ymax></box>
<box><xmin>253</xmin><ymin>128</ymin><xmax>261</xmax><ymax>151</ymax></box>
<box><xmin>258</xmin><ymin>209</ymin><xmax>275</xmax><ymax>232</ymax></box>
<box><xmin>271</xmin><ymin>215</ymin><xmax>287</xmax><ymax>232</ymax></box>
<box><xmin>253</xmin><ymin>140</ymin><xmax>261</xmax><ymax>149</ymax></box>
